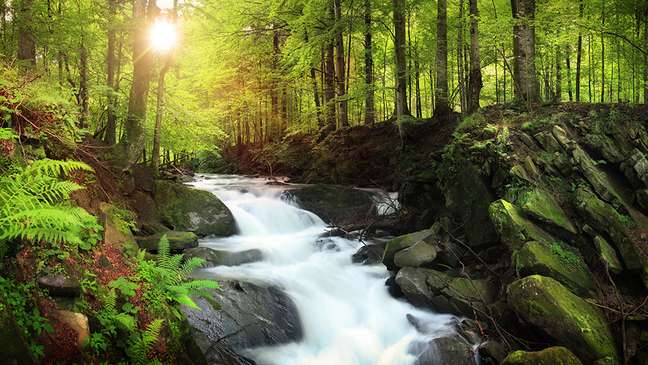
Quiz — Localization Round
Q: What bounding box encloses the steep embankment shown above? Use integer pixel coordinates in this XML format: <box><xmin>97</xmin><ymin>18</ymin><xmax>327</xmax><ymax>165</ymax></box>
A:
<box><xmin>225</xmin><ymin>103</ymin><xmax>648</xmax><ymax>364</ymax></box>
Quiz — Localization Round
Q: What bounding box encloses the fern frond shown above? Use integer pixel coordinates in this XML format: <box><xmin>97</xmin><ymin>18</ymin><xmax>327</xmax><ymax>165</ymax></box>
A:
<box><xmin>24</xmin><ymin>159</ymin><xmax>93</xmax><ymax>177</ymax></box>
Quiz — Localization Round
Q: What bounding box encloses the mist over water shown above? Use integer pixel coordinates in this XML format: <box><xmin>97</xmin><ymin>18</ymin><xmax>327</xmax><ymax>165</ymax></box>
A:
<box><xmin>188</xmin><ymin>175</ymin><xmax>458</xmax><ymax>365</ymax></box>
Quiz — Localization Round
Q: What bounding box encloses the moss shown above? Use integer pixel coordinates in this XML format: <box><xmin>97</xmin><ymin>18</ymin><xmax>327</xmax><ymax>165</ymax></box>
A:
<box><xmin>593</xmin><ymin>236</ymin><xmax>623</xmax><ymax>274</ymax></box>
<box><xmin>489</xmin><ymin>199</ymin><xmax>558</xmax><ymax>250</ymax></box>
<box><xmin>507</xmin><ymin>275</ymin><xmax>618</xmax><ymax>365</ymax></box>
<box><xmin>519</xmin><ymin>189</ymin><xmax>577</xmax><ymax>235</ymax></box>
<box><xmin>135</xmin><ymin>231</ymin><xmax>199</xmax><ymax>253</ymax></box>
<box><xmin>502</xmin><ymin>347</ymin><xmax>583</xmax><ymax>365</ymax></box>
<box><xmin>514</xmin><ymin>241</ymin><xmax>594</xmax><ymax>295</ymax></box>
<box><xmin>382</xmin><ymin>228</ymin><xmax>435</xmax><ymax>269</ymax></box>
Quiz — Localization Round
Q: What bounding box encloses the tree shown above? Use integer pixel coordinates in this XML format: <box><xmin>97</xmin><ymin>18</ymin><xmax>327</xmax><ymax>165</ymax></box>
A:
<box><xmin>16</xmin><ymin>0</ymin><xmax>36</xmax><ymax>67</ymax></box>
<box><xmin>334</xmin><ymin>0</ymin><xmax>349</xmax><ymax>128</ymax></box>
<box><xmin>466</xmin><ymin>0</ymin><xmax>482</xmax><ymax>113</ymax></box>
<box><xmin>393</xmin><ymin>0</ymin><xmax>410</xmax><ymax>118</ymax></box>
<box><xmin>364</xmin><ymin>0</ymin><xmax>375</xmax><ymax>126</ymax></box>
<box><xmin>511</xmin><ymin>0</ymin><xmax>539</xmax><ymax>104</ymax></box>
<box><xmin>435</xmin><ymin>0</ymin><xmax>449</xmax><ymax>117</ymax></box>
<box><xmin>105</xmin><ymin>0</ymin><xmax>119</xmax><ymax>145</ymax></box>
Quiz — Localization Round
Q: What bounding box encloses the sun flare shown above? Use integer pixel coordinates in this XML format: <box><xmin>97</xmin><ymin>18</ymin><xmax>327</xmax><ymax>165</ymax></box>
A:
<box><xmin>149</xmin><ymin>19</ymin><xmax>178</xmax><ymax>53</ymax></box>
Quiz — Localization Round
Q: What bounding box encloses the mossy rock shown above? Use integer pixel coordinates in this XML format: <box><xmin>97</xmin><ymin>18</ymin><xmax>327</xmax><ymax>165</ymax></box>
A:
<box><xmin>574</xmin><ymin>187</ymin><xmax>643</xmax><ymax>271</ymax></box>
<box><xmin>514</xmin><ymin>241</ymin><xmax>594</xmax><ymax>295</ymax></box>
<box><xmin>99</xmin><ymin>203</ymin><xmax>139</xmax><ymax>257</ymax></box>
<box><xmin>382</xmin><ymin>228</ymin><xmax>436</xmax><ymax>269</ymax></box>
<box><xmin>0</xmin><ymin>298</ymin><xmax>37</xmax><ymax>364</ymax></box>
<box><xmin>136</xmin><ymin>231</ymin><xmax>199</xmax><ymax>253</ymax></box>
<box><xmin>519</xmin><ymin>189</ymin><xmax>577</xmax><ymax>235</ymax></box>
<box><xmin>507</xmin><ymin>275</ymin><xmax>618</xmax><ymax>365</ymax></box>
<box><xmin>154</xmin><ymin>180</ymin><xmax>235</xmax><ymax>237</ymax></box>
<box><xmin>393</xmin><ymin>240</ymin><xmax>438</xmax><ymax>268</ymax></box>
<box><xmin>489</xmin><ymin>199</ymin><xmax>558</xmax><ymax>251</ymax></box>
<box><xmin>502</xmin><ymin>347</ymin><xmax>583</xmax><ymax>365</ymax></box>
<box><xmin>593</xmin><ymin>236</ymin><xmax>623</xmax><ymax>274</ymax></box>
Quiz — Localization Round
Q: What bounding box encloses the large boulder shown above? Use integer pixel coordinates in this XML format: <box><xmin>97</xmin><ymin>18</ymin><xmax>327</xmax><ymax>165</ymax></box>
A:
<box><xmin>351</xmin><ymin>242</ymin><xmax>386</xmax><ymax>265</ymax></box>
<box><xmin>282</xmin><ymin>184</ymin><xmax>377</xmax><ymax>225</ymax></box>
<box><xmin>489</xmin><ymin>199</ymin><xmax>557</xmax><ymax>251</ymax></box>
<box><xmin>507</xmin><ymin>275</ymin><xmax>618</xmax><ymax>365</ymax></box>
<box><xmin>518</xmin><ymin>189</ymin><xmax>577</xmax><ymax>236</ymax></box>
<box><xmin>413</xmin><ymin>336</ymin><xmax>478</xmax><ymax>365</ymax></box>
<box><xmin>0</xmin><ymin>298</ymin><xmax>37</xmax><ymax>364</ymax></box>
<box><xmin>513</xmin><ymin>241</ymin><xmax>594</xmax><ymax>295</ymax></box>
<box><xmin>38</xmin><ymin>273</ymin><xmax>81</xmax><ymax>297</ymax></box>
<box><xmin>99</xmin><ymin>203</ymin><xmax>139</xmax><ymax>256</ymax></box>
<box><xmin>52</xmin><ymin>310</ymin><xmax>89</xmax><ymax>349</ymax></box>
<box><xmin>394</xmin><ymin>240</ymin><xmax>437</xmax><ymax>268</ymax></box>
<box><xmin>135</xmin><ymin>231</ymin><xmax>198</xmax><ymax>253</ymax></box>
<box><xmin>382</xmin><ymin>228</ymin><xmax>437</xmax><ymax>270</ymax></box>
<box><xmin>154</xmin><ymin>180</ymin><xmax>235</xmax><ymax>237</ymax></box>
<box><xmin>396</xmin><ymin>267</ymin><xmax>496</xmax><ymax>317</ymax></box>
<box><xmin>502</xmin><ymin>347</ymin><xmax>583</xmax><ymax>365</ymax></box>
<box><xmin>183</xmin><ymin>281</ymin><xmax>302</xmax><ymax>358</ymax></box>
<box><xmin>184</xmin><ymin>247</ymin><xmax>263</xmax><ymax>267</ymax></box>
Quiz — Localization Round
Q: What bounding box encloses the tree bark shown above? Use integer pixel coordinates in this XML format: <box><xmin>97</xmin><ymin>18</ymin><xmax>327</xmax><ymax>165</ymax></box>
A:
<box><xmin>16</xmin><ymin>0</ymin><xmax>36</xmax><ymax>67</ymax></box>
<box><xmin>270</xmin><ymin>28</ymin><xmax>281</xmax><ymax>140</ymax></box>
<box><xmin>79</xmin><ymin>41</ymin><xmax>89</xmax><ymax>129</ymax></box>
<box><xmin>457</xmin><ymin>0</ymin><xmax>465</xmax><ymax>114</ymax></box>
<box><xmin>324</xmin><ymin>44</ymin><xmax>337</xmax><ymax>130</ymax></box>
<box><xmin>600</xmin><ymin>0</ymin><xmax>605</xmax><ymax>103</ymax></box>
<box><xmin>434</xmin><ymin>0</ymin><xmax>449</xmax><ymax>117</ymax></box>
<box><xmin>575</xmin><ymin>0</ymin><xmax>583</xmax><ymax>102</ymax></box>
<box><xmin>554</xmin><ymin>45</ymin><xmax>562</xmax><ymax>102</ymax></box>
<box><xmin>466</xmin><ymin>0</ymin><xmax>482</xmax><ymax>113</ymax></box>
<box><xmin>511</xmin><ymin>0</ymin><xmax>539</xmax><ymax>104</ymax></box>
<box><xmin>151</xmin><ymin>63</ymin><xmax>170</xmax><ymax>172</ymax></box>
<box><xmin>644</xmin><ymin>7</ymin><xmax>648</xmax><ymax>104</ymax></box>
<box><xmin>393</xmin><ymin>0</ymin><xmax>410</xmax><ymax>118</ymax></box>
<box><xmin>364</xmin><ymin>0</ymin><xmax>375</xmax><ymax>125</ymax></box>
<box><xmin>120</xmin><ymin>0</ymin><xmax>158</xmax><ymax>166</ymax></box>
<box><xmin>105</xmin><ymin>0</ymin><xmax>118</xmax><ymax>144</ymax></box>
<box><xmin>334</xmin><ymin>0</ymin><xmax>349</xmax><ymax>128</ymax></box>
<box><xmin>566</xmin><ymin>46</ymin><xmax>573</xmax><ymax>101</ymax></box>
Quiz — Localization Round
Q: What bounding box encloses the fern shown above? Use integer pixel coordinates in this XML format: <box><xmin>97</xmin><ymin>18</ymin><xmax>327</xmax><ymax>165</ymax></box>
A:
<box><xmin>138</xmin><ymin>235</ymin><xmax>219</xmax><ymax>310</ymax></box>
<box><xmin>0</xmin><ymin>159</ymin><xmax>100</xmax><ymax>257</ymax></box>
<box><xmin>126</xmin><ymin>319</ymin><xmax>164</xmax><ymax>365</ymax></box>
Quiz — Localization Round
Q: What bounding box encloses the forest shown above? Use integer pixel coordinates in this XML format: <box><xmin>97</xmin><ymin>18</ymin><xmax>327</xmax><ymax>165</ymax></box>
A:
<box><xmin>0</xmin><ymin>0</ymin><xmax>648</xmax><ymax>364</ymax></box>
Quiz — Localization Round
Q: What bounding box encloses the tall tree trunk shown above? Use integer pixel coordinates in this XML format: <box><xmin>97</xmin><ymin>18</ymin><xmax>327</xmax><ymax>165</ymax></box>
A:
<box><xmin>467</xmin><ymin>0</ymin><xmax>482</xmax><ymax>113</ymax></box>
<box><xmin>270</xmin><ymin>29</ymin><xmax>281</xmax><ymax>140</ymax></box>
<box><xmin>79</xmin><ymin>41</ymin><xmax>89</xmax><ymax>129</ymax></box>
<box><xmin>415</xmin><ymin>46</ymin><xmax>422</xmax><ymax>118</ymax></box>
<box><xmin>566</xmin><ymin>46</ymin><xmax>573</xmax><ymax>101</ymax></box>
<box><xmin>364</xmin><ymin>0</ymin><xmax>375</xmax><ymax>126</ymax></box>
<box><xmin>105</xmin><ymin>0</ymin><xmax>118</xmax><ymax>144</ymax></box>
<box><xmin>457</xmin><ymin>0</ymin><xmax>465</xmax><ymax>114</ymax></box>
<box><xmin>435</xmin><ymin>0</ymin><xmax>449</xmax><ymax>117</ymax></box>
<box><xmin>644</xmin><ymin>8</ymin><xmax>648</xmax><ymax>104</ymax></box>
<box><xmin>334</xmin><ymin>0</ymin><xmax>349</xmax><ymax>127</ymax></box>
<box><xmin>324</xmin><ymin>44</ymin><xmax>337</xmax><ymax>130</ymax></box>
<box><xmin>600</xmin><ymin>0</ymin><xmax>605</xmax><ymax>103</ymax></box>
<box><xmin>393</xmin><ymin>0</ymin><xmax>410</xmax><ymax>118</ymax></box>
<box><xmin>554</xmin><ymin>45</ymin><xmax>562</xmax><ymax>102</ymax></box>
<box><xmin>151</xmin><ymin>63</ymin><xmax>170</xmax><ymax>172</ymax></box>
<box><xmin>16</xmin><ymin>0</ymin><xmax>36</xmax><ymax>67</ymax></box>
<box><xmin>575</xmin><ymin>0</ymin><xmax>584</xmax><ymax>102</ymax></box>
<box><xmin>120</xmin><ymin>0</ymin><xmax>158</xmax><ymax>166</ymax></box>
<box><xmin>511</xmin><ymin>0</ymin><xmax>539</xmax><ymax>104</ymax></box>
<box><xmin>310</xmin><ymin>67</ymin><xmax>323</xmax><ymax>128</ymax></box>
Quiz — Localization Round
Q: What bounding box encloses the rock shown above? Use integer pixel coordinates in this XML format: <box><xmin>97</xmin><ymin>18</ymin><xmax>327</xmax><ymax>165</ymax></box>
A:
<box><xmin>489</xmin><ymin>199</ymin><xmax>557</xmax><ymax>251</ymax></box>
<box><xmin>513</xmin><ymin>241</ymin><xmax>594</xmax><ymax>295</ymax></box>
<box><xmin>571</xmin><ymin>146</ymin><xmax>622</xmax><ymax>208</ymax></box>
<box><xmin>502</xmin><ymin>347</ymin><xmax>583</xmax><ymax>365</ymax></box>
<box><xmin>135</xmin><ymin>231</ymin><xmax>199</xmax><ymax>253</ymax></box>
<box><xmin>282</xmin><ymin>184</ymin><xmax>377</xmax><ymax>225</ymax></box>
<box><xmin>575</xmin><ymin>187</ymin><xmax>644</xmax><ymax>271</ymax></box>
<box><xmin>184</xmin><ymin>247</ymin><xmax>263</xmax><ymax>267</ymax></box>
<box><xmin>534</xmin><ymin>130</ymin><xmax>563</xmax><ymax>153</ymax></box>
<box><xmin>442</xmin><ymin>162</ymin><xmax>497</xmax><ymax>247</ymax></box>
<box><xmin>507</xmin><ymin>275</ymin><xmax>619</xmax><ymax>364</ymax></box>
<box><xmin>593</xmin><ymin>236</ymin><xmax>623</xmax><ymax>274</ymax></box>
<box><xmin>396</xmin><ymin>267</ymin><xmax>496</xmax><ymax>317</ymax></box>
<box><xmin>519</xmin><ymin>189</ymin><xmax>577</xmax><ymax>236</ymax></box>
<box><xmin>99</xmin><ymin>203</ymin><xmax>139</xmax><ymax>256</ymax></box>
<box><xmin>53</xmin><ymin>310</ymin><xmax>89</xmax><ymax>349</ymax></box>
<box><xmin>382</xmin><ymin>228</ymin><xmax>437</xmax><ymax>270</ymax></box>
<box><xmin>183</xmin><ymin>281</ymin><xmax>302</xmax><ymax>354</ymax></box>
<box><xmin>637</xmin><ymin>189</ymin><xmax>648</xmax><ymax>212</ymax></box>
<box><xmin>478</xmin><ymin>341</ymin><xmax>508</xmax><ymax>364</ymax></box>
<box><xmin>0</xmin><ymin>298</ymin><xmax>37</xmax><ymax>364</ymax></box>
<box><xmin>38</xmin><ymin>274</ymin><xmax>81</xmax><ymax>297</ymax></box>
<box><xmin>394</xmin><ymin>240</ymin><xmax>437</xmax><ymax>268</ymax></box>
<box><xmin>413</xmin><ymin>336</ymin><xmax>477</xmax><ymax>365</ymax></box>
<box><xmin>154</xmin><ymin>180</ymin><xmax>235</xmax><ymax>237</ymax></box>
<box><xmin>629</xmin><ymin>150</ymin><xmax>648</xmax><ymax>187</ymax></box>
<box><xmin>351</xmin><ymin>242</ymin><xmax>385</xmax><ymax>265</ymax></box>
<box><xmin>132</xmin><ymin>164</ymin><xmax>155</xmax><ymax>193</ymax></box>
<box><xmin>551</xmin><ymin>125</ymin><xmax>574</xmax><ymax>150</ymax></box>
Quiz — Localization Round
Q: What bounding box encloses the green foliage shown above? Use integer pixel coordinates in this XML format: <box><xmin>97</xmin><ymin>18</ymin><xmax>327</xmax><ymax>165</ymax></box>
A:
<box><xmin>109</xmin><ymin>277</ymin><xmax>138</xmax><ymax>298</ymax></box>
<box><xmin>138</xmin><ymin>234</ymin><xmax>218</xmax><ymax>313</ymax></box>
<box><xmin>125</xmin><ymin>319</ymin><xmax>164</xmax><ymax>365</ymax></box>
<box><xmin>0</xmin><ymin>159</ymin><xmax>102</xmax><ymax>258</ymax></box>
<box><xmin>549</xmin><ymin>242</ymin><xmax>581</xmax><ymax>268</ymax></box>
<box><xmin>0</xmin><ymin>277</ymin><xmax>52</xmax><ymax>359</ymax></box>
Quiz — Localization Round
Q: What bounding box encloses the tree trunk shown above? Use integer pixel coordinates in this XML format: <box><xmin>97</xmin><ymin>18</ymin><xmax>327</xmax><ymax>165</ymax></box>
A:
<box><xmin>16</xmin><ymin>0</ymin><xmax>36</xmax><ymax>67</ymax></box>
<box><xmin>364</xmin><ymin>0</ymin><xmax>375</xmax><ymax>126</ymax></box>
<box><xmin>554</xmin><ymin>45</ymin><xmax>561</xmax><ymax>102</ymax></box>
<box><xmin>511</xmin><ymin>0</ymin><xmax>539</xmax><ymax>104</ymax></box>
<box><xmin>151</xmin><ymin>63</ymin><xmax>170</xmax><ymax>172</ymax></box>
<box><xmin>324</xmin><ymin>44</ymin><xmax>337</xmax><ymax>130</ymax></box>
<box><xmin>457</xmin><ymin>0</ymin><xmax>465</xmax><ymax>114</ymax></box>
<box><xmin>644</xmin><ymin>8</ymin><xmax>648</xmax><ymax>104</ymax></box>
<box><xmin>334</xmin><ymin>0</ymin><xmax>349</xmax><ymax>128</ymax></box>
<box><xmin>600</xmin><ymin>0</ymin><xmax>605</xmax><ymax>103</ymax></box>
<box><xmin>270</xmin><ymin>29</ymin><xmax>281</xmax><ymax>140</ymax></box>
<box><xmin>393</xmin><ymin>0</ymin><xmax>410</xmax><ymax>118</ymax></box>
<box><xmin>575</xmin><ymin>0</ymin><xmax>583</xmax><ymax>102</ymax></box>
<box><xmin>466</xmin><ymin>0</ymin><xmax>482</xmax><ymax>113</ymax></box>
<box><xmin>414</xmin><ymin>46</ymin><xmax>422</xmax><ymax>118</ymax></box>
<box><xmin>120</xmin><ymin>0</ymin><xmax>158</xmax><ymax>166</ymax></box>
<box><xmin>105</xmin><ymin>0</ymin><xmax>118</xmax><ymax>144</ymax></box>
<box><xmin>79</xmin><ymin>41</ymin><xmax>89</xmax><ymax>129</ymax></box>
<box><xmin>435</xmin><ymin>0</ymin><xmax>449</xmax><ymax>117</ymax></box>
<box><xmin>310</xmin><ymin>67</ymin><xmax>323</xmax><ymax>128</ymax></box>
<box><xmin>566</xmin><ymin>46</ymin><xmax>573</xmax><ymax>101</ymax></box>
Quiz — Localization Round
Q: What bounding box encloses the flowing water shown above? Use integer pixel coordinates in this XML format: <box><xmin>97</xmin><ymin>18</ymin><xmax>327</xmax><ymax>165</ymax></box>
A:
<box><xmin>188</xmin><ymin>174</ymin><xmax>460</xmax><ymax>365</ymax></box>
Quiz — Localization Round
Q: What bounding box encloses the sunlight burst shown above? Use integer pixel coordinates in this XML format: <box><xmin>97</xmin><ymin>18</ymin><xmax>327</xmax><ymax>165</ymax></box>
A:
<box><xmin>149</xmin><ymin>19</ymin><xmax>178</xmax><ymax>53</ymax></box>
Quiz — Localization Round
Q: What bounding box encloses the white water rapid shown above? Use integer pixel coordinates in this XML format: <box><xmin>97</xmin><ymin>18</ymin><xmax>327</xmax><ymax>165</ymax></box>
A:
<box><xmin>188</xmin><ymin>175</ymin><xmax>461</xmax><ymax>365</ymax></box>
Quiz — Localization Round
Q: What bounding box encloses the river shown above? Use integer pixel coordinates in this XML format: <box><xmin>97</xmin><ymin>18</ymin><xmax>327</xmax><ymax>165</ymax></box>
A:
<box><xmin>188</xmin><ymin>174</ymin><xmax>462</xmax><ymax>365</ymax></box>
